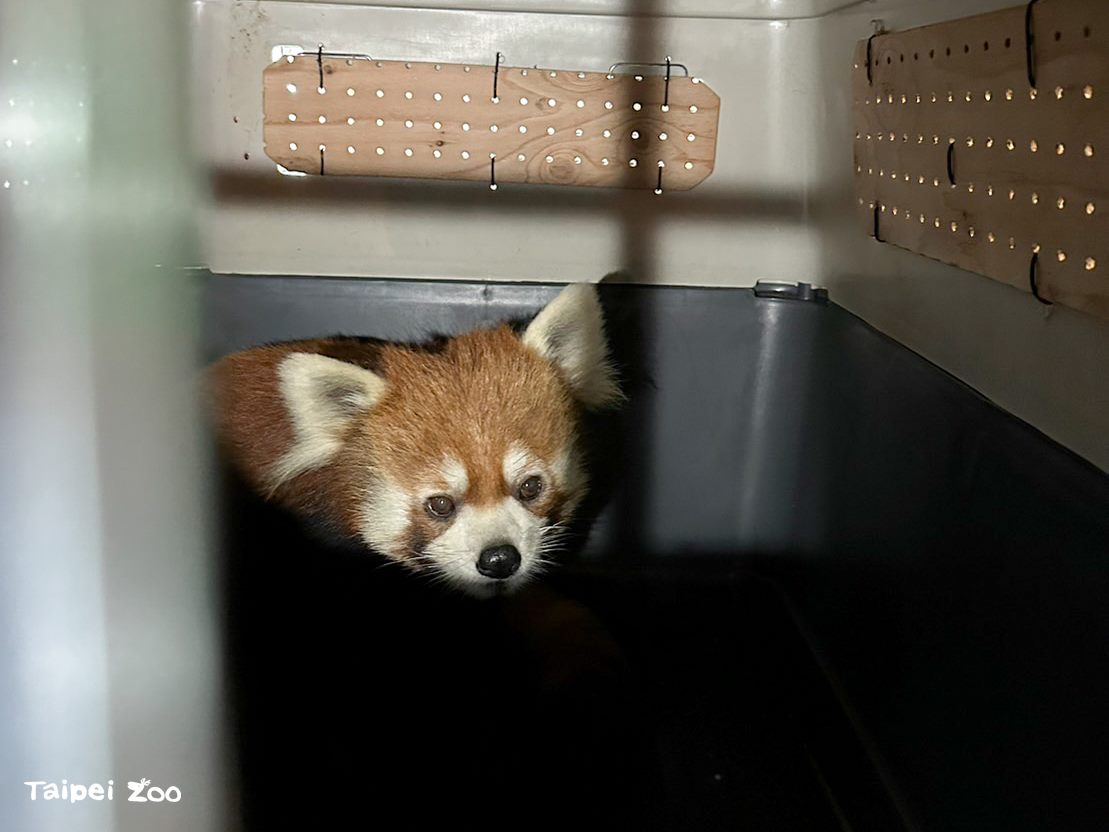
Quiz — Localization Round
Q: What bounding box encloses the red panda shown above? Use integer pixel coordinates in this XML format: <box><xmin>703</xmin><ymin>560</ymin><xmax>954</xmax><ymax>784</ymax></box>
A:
<box><xmin>210</xmin><ymin>283</ymin><xmax>621</xmax><ymax>598</ymax></box>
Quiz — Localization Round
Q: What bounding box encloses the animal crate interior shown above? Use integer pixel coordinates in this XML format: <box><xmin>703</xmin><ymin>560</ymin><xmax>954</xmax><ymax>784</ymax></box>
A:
<box><xmin>1</xmin><ymin>2</ymin><xmax>1107</xmax><ymax>832</ymax></box>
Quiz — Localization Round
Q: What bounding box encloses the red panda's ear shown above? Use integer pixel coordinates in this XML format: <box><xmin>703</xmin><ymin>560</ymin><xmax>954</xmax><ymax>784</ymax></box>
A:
<box><xmin>522</xmin><ymin>284</ymin><xmax>623</xmax><ymax>409</ymax></box>
<box><xmin>211</xmin><ymin>348</ymin><xmax>386</xmax><ymax>495</ymax></box>
<box><xmin>272</xmin><ymin>353</ymin><xmax>387</xmax><ymax>486</ymax></box>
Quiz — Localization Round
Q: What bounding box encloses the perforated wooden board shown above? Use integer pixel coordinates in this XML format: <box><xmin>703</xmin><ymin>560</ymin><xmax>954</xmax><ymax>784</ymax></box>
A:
<box><xmin>263</xmin><ymin>55</ymin><xmax>720</xmax><ymax>191</ymax></box>
<box><xmin>853</xmin><ymin>0</ymin><xmax>1108</xmax><ymax>319</ymax></box>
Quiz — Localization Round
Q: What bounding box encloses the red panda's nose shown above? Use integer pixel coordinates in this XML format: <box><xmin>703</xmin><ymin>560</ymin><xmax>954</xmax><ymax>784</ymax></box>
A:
<box><xmin>477</xmin><ymin>545</ymin><xmax>521</xmax><ymax>579</ymax></box>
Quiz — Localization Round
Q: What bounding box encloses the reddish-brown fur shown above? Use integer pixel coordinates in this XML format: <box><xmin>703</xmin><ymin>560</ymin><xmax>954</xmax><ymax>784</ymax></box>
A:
<box><xmin>210</xmin><ymin>325</ymin><xmax>579</xmax><ymax>541</ymax></box>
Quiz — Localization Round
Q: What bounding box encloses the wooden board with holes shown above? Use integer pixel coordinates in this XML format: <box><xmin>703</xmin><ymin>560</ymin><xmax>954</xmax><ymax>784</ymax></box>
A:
<box><xmin>852</xmin><ymin>0</ymin><xmax>1108</xmax><ymax>319</ymax></box>
<box><xmin>262</xmin><ymin>55</ymin><xmax>720</xmax><ymax>191</ymax></box>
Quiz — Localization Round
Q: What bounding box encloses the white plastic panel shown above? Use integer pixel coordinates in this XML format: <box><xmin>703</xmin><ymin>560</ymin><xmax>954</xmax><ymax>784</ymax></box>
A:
<box><xmin>1</xmin><ymin>2</ymin><xmax>228</xmax><ymax>831</ymax></box>
<box><xmin>193</xmin><ymin>0</ymin><xmax>1109</xmax><ymax>470</ymax></box>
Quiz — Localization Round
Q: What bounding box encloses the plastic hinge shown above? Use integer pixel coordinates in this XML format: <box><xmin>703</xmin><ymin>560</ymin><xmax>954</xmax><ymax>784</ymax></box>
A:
<box><xmin>752</xmin><ymin>281</ymin><xmax>829</xmax><ymax>303</ymax></box>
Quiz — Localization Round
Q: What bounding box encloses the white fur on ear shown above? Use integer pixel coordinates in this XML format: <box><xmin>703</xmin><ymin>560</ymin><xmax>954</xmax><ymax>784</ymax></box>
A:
<box><xmin>269</xmin><ymin>352</ymin><xmax>387</xmax><ymax>489</ymax></box>
<box><xmin>522</xmin><ymin>283</ymin><xmax>622</xmax><ymax>408</ymax></box>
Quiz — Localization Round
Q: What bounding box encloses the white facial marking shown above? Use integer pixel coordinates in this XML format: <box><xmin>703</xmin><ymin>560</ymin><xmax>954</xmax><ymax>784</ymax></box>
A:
<box><xmin>269</xmin><ymin>352</ymin><xmax>386</xmax><ymax>491</ymax></box>
<box><xmin>502</xmin><ymin>442</ymin><xmax>538</xmax><ymax>487</ymax></box>
<box><xmin>424</xmin><ymin>499</ymin><xmax>545</xmax><ymax>598</ymax></box>
<box><xmin>357</xmin><ymin>473</ymin><xmax>411</xmax><ymax>557</ymax></box>
<box><xmin>440</xmin><ymin>455</ymin><xmax>469</xmax><ymax>495</ymax></box>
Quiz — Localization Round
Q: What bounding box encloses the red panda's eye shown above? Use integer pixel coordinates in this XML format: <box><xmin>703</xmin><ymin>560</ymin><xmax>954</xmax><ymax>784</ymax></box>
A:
<box><xmin>518</xmin><ymin>476</ymin><xmax>543</xmax><ymax>502</ymax></box>
<box><xmin>425</xmin><ymin>495</ymin><xmax>455</xmax><ymax>518</ymax></box>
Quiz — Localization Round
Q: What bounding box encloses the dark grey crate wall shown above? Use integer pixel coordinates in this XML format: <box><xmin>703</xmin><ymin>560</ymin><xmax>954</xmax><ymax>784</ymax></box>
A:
<box><xmin>203</xmin><ymin>274</ymin><xmax>1109</xmax><ymax>832</ymax></box>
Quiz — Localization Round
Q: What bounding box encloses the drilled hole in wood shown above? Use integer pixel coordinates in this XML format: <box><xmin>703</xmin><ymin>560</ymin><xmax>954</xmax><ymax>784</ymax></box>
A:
<box><xmin>347</xmin><ymin>88</ymin><xmax>355</xmax><ymax>97</ymax></box>
<box><xmin>404</xmin><ymin>120</ymin><xmax>414</xmax><ymax>128</ymax></box>
<box><xmin>601</xmin><ymin>158</ymin><xmax>609</xmax><ymax>166</ymax></box>
<box><xmin>632</xmin><ymin>102</ymin><xmax>642</xmax><ymax>111</ymax></box>
<box><xmin>286</xmin><ymin>83</ymin><xmax>297</xmax><ymax>94</ymax></box>
<box><xmin>1032</xmin><ymin>192</ymin><xmax>1040</xmax><ymax>204</ymax></box>
<box><xmin>576</xmin><ymin>100</ymin><xmax>585</xmax><ymax>108</ymax></box>
<box><xmin>375</xmin><ymin>89</ymin><xmax>384</xmax><ymax>98</ymax></box>
<box><xmin>461</xmin><ymin>151</ymin><xmax>470</xmax><ymax>159</ymax></box>
<box><xmin>985</xmin><ymin>90</ymin><xmax>992</xmax><ymax>101</ymax></box>
<box><xmin>545</xmin><ymin>155</ymin><xmax>554</xmax><ymax>163</ymax></box>
<box><xmin>629</xmin><ymin>159</ymin><xmax>638</xmax><ymax>167</ymax></box>
<box><xmin>318</xmin><ymin>115</ymin><xmax>326</xmax><ymax>124</ymax></box>
<box><xmin>347</xmin><ymin>145</ymin><xmax>355</xmax><ymax>154</ymax></box>
<box><xmin>1030</xmin><ymin>139</ymin><xmax>1039</xmax><ymax>152</ymax></box>
<box><xmin>1057</xmin><ymin>197</ymin><xmax>1066</xmax><ymax>209</ymax></box>
<box><xmin>519</xmin><ymin>125</ymin><xmax>527</xmax><ymax>134</ymax></box>
<box><xmin>1087</xmin><ymin>202</ymin><xmax>1097</xmax><ymax>215</ymax></box>
<box><xmin>605</xmin><ymin>101</ymin><xmax>613</xmax><ymax>109</ymax></box>
<box><xmin>1087</xmin><ymin>257</ymin><xmax>1097</xmax><ymax>271</ymax></box>
<box><xmin>375</xmin><ymin>147</ymin><xmax>384</xmax><ymax>155</ymax></box>
<box><xmin>1084</xmin><ymin>144</ymin><xmax>1095</xmax><ymax>157</ymax></box>
<box><xmin>547</xmin><ymin>127</ymin><xmax>555</xmax><ymax>136</ymax></box>
<box><xmin>347</xmin><ymin>117</ymin><xmax>355</xmax><ymax>125</ymax></box>
<box><xmin>462</xmin><ymin>122</ymin><xmax>470</xmax><ymax>131</ymax></box>
<box><xmin>317</xmin><ymin>86</ymin><xmax>326</xmax><ymax>95</ymax></box>
<box><xmin>433</xmin><ymin>149</ymin><xmax>441</xmax><ymax>158</ymax></box>
<box><xmin>1084</xmin><ymin>85</ymin><xmax>1094</xmax><ymax>99</ymax></box>
<box><xmin>631</xmin><ymin>130</ymin><xmax>640</xmax><ymax>139</ymax></box>
<box><xmin>685</xmin><ymin>162</ymin><xmax>694</xmax><ymax>170</ymax></box>
<box><xmin>1056</xmin><ymin>143</ymin><xmax>1065</xmax><ymax>155</ymax></box>
<box><xmin>1055</xmin><ymin>86</ymin><xmax>1065</xmax><ymax>99</ymax></box>
<box><xmin>462</xmin><ymin>94</ymin><xmax>471</xmax><ymax>103</ymax></box>
<box><xmin>404</xmin><ymin>148</ymin><xmax>413</xmax><ymax>157</ymax></box>
<box><xmin>517</xmin><ymin>153</ymin><xmax>525</xmax><ymax>161</ymax></box>
<box><xmin>1030</xmin><ymin>88</ymin><xmax>1038</xmax><ymax>100</ymax></box>
<box><xmin>376</xmin><ymin>118</ymin><xmax>384</xmax><ymax>126</ymax></box>
<box><xmin>433</xmin><ymin>120</ymin><xmax>441</xmax><ymax>129</ymax></box>
<box><xmin>434</xmin><ymin>93</ymin><xmax>443</xmax><ymax>101</ymax></box>
<box><xmin>1057</xmin><ymin>250</ymin><xmax>1067</xmax><ymax>262</ymax></box>
<box><xmin>547</xmin><ymin>98</ymin><xmax>556</xmax><ymax>107</ymax></box>
<box><xmin>288</xmin><ymin>113</ymin><xmax>297</xmax><ymax>121</ymax></box>
<box><xmin>289</xmin><ymin>142</ymin><xmax>297</xmax><ymax>150</ymax></box>
<box><xmin>1005</xmin><ymin>89</ymin><xmax>1014</xmax><ymax>100</ymax></box>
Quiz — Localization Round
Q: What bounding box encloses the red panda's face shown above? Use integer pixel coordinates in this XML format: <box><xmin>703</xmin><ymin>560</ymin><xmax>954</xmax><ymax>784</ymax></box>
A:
<box><xmin>342</xmin><ymin>326</ymin><xmax>587</xmax><ymax>597</ymax></box>
<box><xmin>212</xmin><ymin>284</ymin><xmax>620</xmax><ymax>598</ymax></box>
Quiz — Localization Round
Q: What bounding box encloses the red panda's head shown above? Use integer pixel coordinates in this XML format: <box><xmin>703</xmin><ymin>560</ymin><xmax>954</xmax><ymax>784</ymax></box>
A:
<box><xmin>211</xmin><ymin>284</ymin><xmax>621</xmax><ymax>598</ymax></box>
